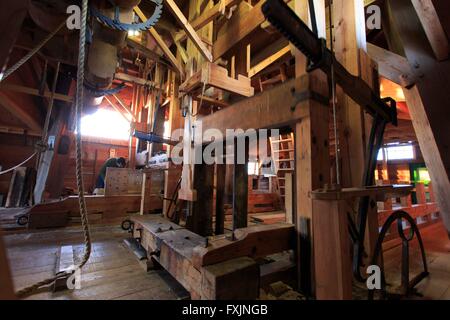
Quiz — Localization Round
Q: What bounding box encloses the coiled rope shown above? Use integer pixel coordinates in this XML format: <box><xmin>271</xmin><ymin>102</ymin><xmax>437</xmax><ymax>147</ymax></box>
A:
<box><xmin>0</xmin><ymin>20</ymin><xmax>66</xmax><ymax>83</ymax></box>
<box><xmin>15</xmin><ymin>0</ymin><xmax>92</xmax><ymax>298</ymax></box>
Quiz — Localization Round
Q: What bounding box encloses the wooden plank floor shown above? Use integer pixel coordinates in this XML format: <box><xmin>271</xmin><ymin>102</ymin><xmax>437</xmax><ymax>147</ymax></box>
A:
<box><xmin>4</xmin><ymin>225</ymin><xmax>188</xmax><ymax>300</ymax></box>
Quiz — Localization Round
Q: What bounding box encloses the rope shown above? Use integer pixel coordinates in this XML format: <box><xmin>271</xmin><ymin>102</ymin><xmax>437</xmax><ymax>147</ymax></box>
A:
<box><xmin>0</xmin><ymin>152</ymin><xmax>37</xmax><ymax>175</ymax></box>
<box><xmin>328</xmin><ymin>0</ymin><xmax>341</xmax><ymax>186</ymax></box>
<box><xmin>0</xmin><ymin>20</ymin><xmax>66</xmax><ymax>83</ymax></box>
<box><xmin>15</xmin><ymin>0</ymin><xmax>91</xmax><ymax>298</ymax></box>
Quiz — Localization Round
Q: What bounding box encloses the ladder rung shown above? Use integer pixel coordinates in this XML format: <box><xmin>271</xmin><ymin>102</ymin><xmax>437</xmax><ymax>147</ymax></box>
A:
<box><xmin>273</xmin><ymin>149</ymin><xmax>294</xmax><ymax>153</ymax></box>
<box><xmin>278</xmin><ymin>168</ymin><xmax>294</xmax><ymax>171</ymax></box>
<box><xmin>271</xmin><ymin>139</ymin><xmax>293</xmax><ymax>143</ymax></box>
<box><xmin>276</xmin><ymin>159</ymin><xmax>294</xmax><ymax>162</ymax></box>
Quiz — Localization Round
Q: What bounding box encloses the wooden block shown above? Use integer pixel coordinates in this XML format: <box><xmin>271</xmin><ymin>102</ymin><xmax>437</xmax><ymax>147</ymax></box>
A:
<box><xmin>180</xmin><ymin>62</ymin><xmax>254</xmax><ymax>97</ymax></box>
<box><xmin>201</xmin><ymin>257</ymin><xmax>259</xmax><ymax>300</ymax></box>
<box><xmin>54</xmin><ymin>245</ymin><xmax>74</xmax><ymax>291</ymax></box>
<box><xmin>313</xmin><ymin>199</ymin><xmax>352</xmax><ymax>300</ymax></box>
<box><xmin>192</xmin><ymin>223</ymin><xmax>295</xmax><ymax>269</ymax></box>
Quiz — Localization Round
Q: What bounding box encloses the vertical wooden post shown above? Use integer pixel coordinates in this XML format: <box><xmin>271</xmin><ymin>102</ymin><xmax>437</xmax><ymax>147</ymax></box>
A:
<box><xmin>332</xmin><ymin>0</ymin><xmax>369</xmax><ymax>189</ymax></box>
<box><xmin>164</xmin><ymin>70</ymin><xmax>183</xmax><ymax>217</ymax></box>
<box><xmin>233</xmin><ymin>137</ymin><xmax>248</xmax><ymax>230</ymax></box>
<box><xmin>0</xmin><ymin>232</ymin><xmax>15</xmax><ymax>299</ymax></box>
<box><xmin>293</xmin><ymin>0</ymin><xmax>329</xmax><ymax>295</ymax></box>
<box><xmin>215</xmin><ymin>163</ymin><xmax>226</xmax><ymax>235</ymax></box>
<box><xmin>313</xmin><ymin>199</ymin><xmax>353</xmax><ymax>300</ymax></box>
<box><xmin>192</xmin><ymin>147</ymin><xmax>214</xmax><ymax>236</ymax></box>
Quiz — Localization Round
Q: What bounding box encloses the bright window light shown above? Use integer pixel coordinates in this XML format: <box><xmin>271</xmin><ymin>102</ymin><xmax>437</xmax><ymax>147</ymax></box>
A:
<box><xmin>248</xmin><ymin>161</ymin><xmax>259</xmax><ymax>176</ymax></box>
<box><xmin>386</xmin><ymin>145</ymin><xmax>414</xmax><ymax>160</ymax></box>
<box><xmin>377</xmin><ymin>149</ymin><xmax>384</xmax><ymax>161</ymax></box>
<box><xmin>80</xmin><ymin>108</ymin><xmax>131</xmax><ymax>140</ymax></box>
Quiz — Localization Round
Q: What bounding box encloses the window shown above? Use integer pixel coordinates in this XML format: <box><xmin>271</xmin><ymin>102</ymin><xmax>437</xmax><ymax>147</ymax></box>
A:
<box><xmin>377</xmin><ymin>143</ymin><xmax>415</xmax><ymax>161</ymax></box>
<box><xmin>248</xmin><ymin>161</ymin><xmax>259</xmax><ymax>176</ymax></box>
<box><xmin>80</xmin><ymin>108</ymin><xmax>131</xmax><ymax>141</ymax></box>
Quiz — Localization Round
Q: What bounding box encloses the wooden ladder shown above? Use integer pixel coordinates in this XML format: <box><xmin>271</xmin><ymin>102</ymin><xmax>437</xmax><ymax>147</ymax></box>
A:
<box><xmin>269</xmin><ymin>133</ymin><xmax>295</xmax><ymax>205</ymax></box>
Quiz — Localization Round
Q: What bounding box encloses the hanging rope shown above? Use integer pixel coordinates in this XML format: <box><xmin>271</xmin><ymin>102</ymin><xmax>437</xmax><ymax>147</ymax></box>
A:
<box><xmin>15</xmin><ymin>0</ymin><xmax>91</xmax><ymax>298</ymax></box>
<box><xmin>0</xmin><ymin>20</ymin><xmax>66</xmax><ymax>83</ymax></box>
<box><xmin>0</xmin><ymin>152</ymin><xmax>38</xmax><ymax>176</ymax></box>
<box><xmin>328</xmin><ymin>0</ymin><xmax>341</xmax><ymax>186</ymax></box>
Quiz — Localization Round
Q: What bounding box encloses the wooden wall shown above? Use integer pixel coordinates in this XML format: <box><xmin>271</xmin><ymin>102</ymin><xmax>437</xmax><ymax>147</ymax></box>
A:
<box><xmin>63</xmin><ymin>137</ymin><xmax>134</xmax><ymax>194</ymax></box>
<box><xmin>0</xmin><ymin>133</ymin><xmax>134</xmax><ymax>204</ymax></box>
<box><xmin>0</xmin><ymin>133</ymin><xmax>40</xmax><ymax>205</ymax></box>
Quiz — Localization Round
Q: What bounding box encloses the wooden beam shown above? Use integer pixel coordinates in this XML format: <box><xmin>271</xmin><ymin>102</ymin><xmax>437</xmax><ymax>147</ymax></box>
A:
<box><xmin>115</xmin><ymin>72</ymin><xmax>160</xmax><ymax>89</ymax></box>
<box><xmin>0</xmin><ymin>83</ymin><xmax>73</xmax><ymax>102</ymax></box>
<box><xmin>248</xmin><ymin>45</ymin><xmax>291</xmax><ymax>78</ymax></box>
<box><xmin>126</xmin><ymin>38</ymin><xmax>162</xmax><ymax>62</ymax></box>
<box><xmin>411</xmin><ymin>0</ymin><xmax>449</xmax><ymax>61</ymax></box>
<box><xmin>0</xmin><ymin>0</ymin><xmax>27</xmax><ymax>75</ymax></box>
<box><xmin>313</xmin><ymin>199</ymin><xmax>353</xmax><ymax>299</ymax></box>
<box><xmin>174</xmin><ymin>0</ymin><xmax>242</xmax><ymax>43</ymax></box>
<box><xmin>292</xmin><ymin>0</ymin><xmax>329</xmax><ymax>296</ymax></box>
<box><xmin>0</xmin><ymin>92</ymin><xmax>42</xmax><ymax>133</ymax></box>
<box><xmin>190</xmin><ymin>156</ymin><xmax>214</xmax><ymax>236</ymax></box>
<box><xmin>192</xmin><ymin>223</ymin><xmax>295</xmax><ymax>268</ymax></box>
<box><xmin>198</xmin><ymin>76</ymin><xmax>314</xmax><ymax>138</ymax></box>
<box><xmin>213</xmin><ymin>1</ymin><xmax>266</xmax><ymax>60</ymax></box>
<box><xmin>165</xmin><ymin>0</ymin><xmax>213</xmax><ymax>63</ymax></box>
<box><xmin>134</xmin><ymin>7</ymin><xmax>185</xmax><ymax>78</ymax></box>
<box><xmin>333</xmin><ymin>0</ymin><xmax>368</xmax><ymax>188</ymax></box>
<box><xmin>232</xmin><ymin>137</ymin><xmax>248</xmax><ymax>230</ymax></box>
<box><xmin>385</xmin><ymin>0</ymin><xmax>450</xmax><ymax>235</ymax></box>
<box><xmin>367</xmin><ymin>43</ymin><xmax>417</xmax><ymax>88</ymax></box>
<box><xmin>215</xmin><ymin>163</ymin><xmax>226</xmax><ymax>235</ymax></box>
<box><xmin>180</xmin><ymin>62</ymin><xmax>254</xmax><ymax>97</ymax></box>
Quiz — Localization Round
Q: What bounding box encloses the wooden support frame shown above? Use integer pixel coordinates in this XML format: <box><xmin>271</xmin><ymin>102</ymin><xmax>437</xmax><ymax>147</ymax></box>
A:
<box><xmin>180</xmin><ymin>62</ymin><xmax>254</xmax><ymax>97</ymax></box>
<box><xmin>248</xmin><ymin>45</ymin><xmax>291</xmax><ymax>78</ymax></box>
<box><xmin>232</xmin><ymin>136</ymin><xmax>249</xmax><ymax>230</ymax></box>
<box><xmin>213</xmin><ymin>1</ymin><xmax>266</xmax><ymax>60</ymax></box>
<box><xmin>0</xmin><ymin>92</ymin><xmax>42</xmax><ymax>133</ymax></box>
<box><xmin>198</xmin><ymin>75</ymin><xmax>318</xmax><ymax>136</ymax></box>
<box><xmin>174</xmin><ymin>0</ymin><xmax>242</xmax><ymax>43</ymax></box>
<box><xmin>134</xmin><ymin>7</ymin><xmax>185</xmax><ymax>78</ymax></box>
<box><xmin>384</xmin><ymin>0</ymin><xmax>450</xmax><ymax>235</ymax></box>
<box><xmin>0</xmin><ymin>83</ymin><xmax>73</xmax><ymax>103</ymax></box>
<box><xmin>410</xmin><ymin>0</ymin><xmax>449</xmax><ymax>61</ymax></box>
<box><xmin>367</xmin><ymin>43</ymin><xmax>417</xmax><ymax>88</ymax></box>
<box><xmin>311</xmin><ymin>185</ymin><xmax>413</xmax><ymax>299</ymax></box>
<box><xmin>165</xmin><ymin>0</ymin><xmax>213</xmax><ymax>63</ymax></box>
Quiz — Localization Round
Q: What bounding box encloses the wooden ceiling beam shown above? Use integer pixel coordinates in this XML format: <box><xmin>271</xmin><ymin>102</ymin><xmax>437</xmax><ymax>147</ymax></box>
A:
<box><xmin>134</xmin><ymin>7</ymin><xmax>185</xmax><ymax>78</ymax></box>
<box><xmin>0</xmin><ymin>83</ymin><xmax>73</xmax><ymax>103</ymax></box>
<box><xmin>165</xmin><ymin>0</ymin><xmax>213</xmax><ymax>63</ymax></box>
<box><xmin>367</xmin><ymin>43</ymin><xmax>417</xmax><ymax>88</ymax></box>
<box><xmin>174</xmin><ymin>0</ymin><xmax>242</xmax><ymax>43</ymax></box>
<box><xmin>0</xmin><ymin>92</ymin><xmax>42</xmax><ymax>133</ymax></box>
<box><xmin>213</xmin><ymin>1</ymin><xmax>266</xmax><ymax>60</ymax></box>
<box><xmin>411</xmin><ymin>0</ymin><xmax>449</xmax><ymax>61</ymax></box>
